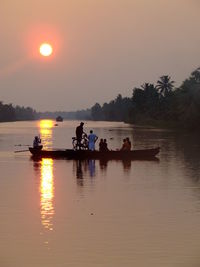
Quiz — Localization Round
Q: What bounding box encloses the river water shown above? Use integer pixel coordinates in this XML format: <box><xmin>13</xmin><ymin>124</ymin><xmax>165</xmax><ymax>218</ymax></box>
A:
<box><xmin>0</xmin><ymin>120</ymin><xmax>200</xmax><ymax>267</ymax></box>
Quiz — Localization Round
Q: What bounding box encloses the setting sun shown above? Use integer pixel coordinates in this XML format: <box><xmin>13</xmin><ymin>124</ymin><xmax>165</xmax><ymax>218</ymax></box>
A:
<box><xmin>39</xmin><ymin>43</ymin><xmax>53</xmax><ymax>57</ymax></box>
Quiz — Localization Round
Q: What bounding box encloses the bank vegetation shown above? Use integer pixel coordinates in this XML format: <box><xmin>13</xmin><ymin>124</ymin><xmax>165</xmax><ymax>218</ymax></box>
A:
<box><xmin>90</xmin><ymin>67</ymin><xmax>200</xmax><ymax>130</ymax></box>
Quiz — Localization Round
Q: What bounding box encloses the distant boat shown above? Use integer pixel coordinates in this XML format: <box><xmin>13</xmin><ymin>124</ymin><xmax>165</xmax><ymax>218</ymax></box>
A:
<box><xmin>56</xmin><ymin>116</ymin><xmax>63</xmax><ymax>122</ymax></box>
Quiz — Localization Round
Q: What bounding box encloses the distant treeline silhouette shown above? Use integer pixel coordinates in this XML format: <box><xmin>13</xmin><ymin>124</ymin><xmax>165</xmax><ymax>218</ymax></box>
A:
<box><xmin>0</xmin><ymin>102</ymin><xmax>37</xmax><ymax>122</ymax></box>
<box><xmin>90</xmin><ymin>67</ymin><xmax>200</xmax><ymax>130</ymax></box>
<box><xmin>38</xmin><ymin>109</ymin><xmax>91</xmax><ymax>121</ymax></box>
<box><xmin>1</xmin><ymin>67</ymin><xmax>200</xmax><ymax>130</ymax></box>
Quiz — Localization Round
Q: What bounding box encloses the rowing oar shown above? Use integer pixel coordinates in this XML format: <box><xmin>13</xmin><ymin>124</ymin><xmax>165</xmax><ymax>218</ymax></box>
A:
<box><xmin>14</xmin><ymin>144</ymin><xmax>30</xmax><ymax>147</ymax></box>
<box><xmin>14</xmin><ymin>149</ymin><xmax>29</xmax><ymax>153</ymax></box>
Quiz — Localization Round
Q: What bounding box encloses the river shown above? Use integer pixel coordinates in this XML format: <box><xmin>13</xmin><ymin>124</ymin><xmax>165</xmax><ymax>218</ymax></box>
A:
<box><xmin>0</xmin><ymin>120</ymin><xmax>200</xmax><ymax>267</ymax></box>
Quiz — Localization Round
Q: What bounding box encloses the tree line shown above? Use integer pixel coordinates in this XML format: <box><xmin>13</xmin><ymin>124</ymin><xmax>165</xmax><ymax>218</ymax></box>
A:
<box><xmin>38</xmin><ymin>109</ymin><xmax>91</xmax><ymax>120</ymax></box>
<box><xmin>90</xmin><ymin>67</ymin><xmax>200</xmax><ymax>130</ymax></box>
<box><xmin>1</xmin><ymin>67</ymin><xmax>200</xmax><ymax>130</ymax></box>
<box><xmin>0</xmin><ymin>102</ymin><xmax>37</xmax><ymax>122</ymax></box>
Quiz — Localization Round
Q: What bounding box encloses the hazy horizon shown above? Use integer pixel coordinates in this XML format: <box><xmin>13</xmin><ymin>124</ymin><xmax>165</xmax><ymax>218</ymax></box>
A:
<box><xmin>1</xmin><ymin>0</ymin><xmax>200</xmax><ymax>112</ymax></box>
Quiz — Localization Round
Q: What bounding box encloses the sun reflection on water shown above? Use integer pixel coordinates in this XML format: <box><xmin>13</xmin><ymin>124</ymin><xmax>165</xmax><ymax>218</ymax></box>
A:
<box><xmin>40</xmin><ymin>158</ymin><xmax>54</xmax><ymax>231</ymax></box>
<box><xmin>39</xmin><ymin>120</ymin><xmax>53</xmax><ymax>149</ymax></box>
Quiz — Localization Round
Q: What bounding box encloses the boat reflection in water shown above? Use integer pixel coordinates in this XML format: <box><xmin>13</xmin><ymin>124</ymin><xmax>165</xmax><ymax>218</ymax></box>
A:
<box><xmin>74</xmin><ymin>160</ymin><xmax>96</xmax><ymax>187</ymax></box>
<box><xmin>74</xmin><ymin>158</ymin><xmax>132</xmax><ymax>186</ymax></box>
<box><xmin>40</xmin><ymin>158</ymin><xmax>54</xmax><ymax>231</ymax></box>
<box><xmin>99</xmin><ymin>158</ymin><xmax>132</xmax><ymax>173</ymax></box>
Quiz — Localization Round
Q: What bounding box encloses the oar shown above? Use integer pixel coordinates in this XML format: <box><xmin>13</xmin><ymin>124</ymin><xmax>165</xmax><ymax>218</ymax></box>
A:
<box><xmin>14</xmin><ymin>149</ymin><xmax>29</xmax><ymax>153</ymax></box>
<box><xmin>14</xmin><ymin>144</ymin><xmax>30</xmax><ymax>147</ymax></box>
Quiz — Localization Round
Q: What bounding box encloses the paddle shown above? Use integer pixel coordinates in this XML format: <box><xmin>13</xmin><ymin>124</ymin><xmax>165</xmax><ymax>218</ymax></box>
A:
<box><xmin>14</xmin><ymin>149</ymin><xmax>29</xmax><ymax>153</ymax></box>
<box><xmin>14</xmin><ymin>144</ymin><xmax>30</xmax><ymax>147</ymax></box>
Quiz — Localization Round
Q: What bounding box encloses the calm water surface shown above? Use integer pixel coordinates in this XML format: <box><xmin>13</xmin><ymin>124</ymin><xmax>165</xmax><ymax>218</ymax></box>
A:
<box><xmin>0</xmin><ymin>120</ymin><xmax>200</xmax><ymax>267</ymax></box>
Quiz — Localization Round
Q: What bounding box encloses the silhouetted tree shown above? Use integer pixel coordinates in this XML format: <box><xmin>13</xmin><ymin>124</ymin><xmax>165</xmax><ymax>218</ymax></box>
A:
<box><xmin>156</xmin><ymin>75</ymin><xmax>175</xmax><ymax>97</ymax></box>
<box><xmin>191</xmin><ymin>67</ymin><xmax>200</xmax><ymax>83</ymax></box>
<box><xmin>91</xmin><ymin>103</ymin><xmax>104</xmax><ymax>120</ymax></box>
<box><xmin>0</xmin><ymin>101</ymin><xmax>36</xmax><ymax>122</ymax></box>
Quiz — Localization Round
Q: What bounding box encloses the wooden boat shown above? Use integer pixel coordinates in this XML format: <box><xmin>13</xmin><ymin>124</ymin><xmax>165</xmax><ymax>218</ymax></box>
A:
<box><xmin>29</xmin><ymin>147</ymin><xmax>160</xmax><ymax>160</ymax></box>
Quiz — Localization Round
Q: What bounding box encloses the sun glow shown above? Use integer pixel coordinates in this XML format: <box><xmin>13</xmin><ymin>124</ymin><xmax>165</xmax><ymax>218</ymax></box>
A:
<box><xmin>39</xmin><ymin>43</ymin><xmax>53</xmax><ymax>57</ymax></box>
<box><xmin>39</xmin><ymin>120</ymin><xmax>53</xmax><ymax>149</ymax></box>
<box><xmin>40</xmin><ymin>120</ymin><xmax>54</xmax><ymax>129</ymax></box>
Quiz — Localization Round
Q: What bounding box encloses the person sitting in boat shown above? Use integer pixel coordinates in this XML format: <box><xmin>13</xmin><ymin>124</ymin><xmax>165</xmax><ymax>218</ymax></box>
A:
<box><xmin>33</xmin><ymin>136</ymin><xmax>42</xmax><ymax>149</ymax></box>
<box><xmin>120</xmin><ymin>139</ymin><xmax>127</xmax><ymax>151</ymax></box>
<box><xmin>99</xmin><ymin>138</ymin><xmax>109</xmax><ymax>152</ymax></box>
<box><xmin>120</xmin><ymin>138</ymin><xmax>131</xmax><ymax>151</ymax></box>
<box><xmin>76</xmin><ymin>122</ymin><xmax>86</xmax><ymax>149</ymax></box>
<box><xmin>88</xmin><ymin>130</ymin><xmax>98</xmax><ymax>151</ymax></box>
<box><xmin>126</xmin><ymin>137</ymin><xmax>131</xmax><ymax>151</ymax></box>
<box><xmin>99</xmin><ymin>138</ymin><xmax>104</xmax><ymax>151</ymax></box>
<box><xmin>103</xmin><ymin>139</ymin><xmax>109</xmax><ymax>152</ymax></box>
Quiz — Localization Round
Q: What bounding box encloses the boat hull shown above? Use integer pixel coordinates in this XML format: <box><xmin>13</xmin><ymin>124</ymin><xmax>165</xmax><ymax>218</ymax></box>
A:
<box><xmin>29</xmin><ymin>147</ymin><xmax>160</xmax><ymax>160</ymax></box>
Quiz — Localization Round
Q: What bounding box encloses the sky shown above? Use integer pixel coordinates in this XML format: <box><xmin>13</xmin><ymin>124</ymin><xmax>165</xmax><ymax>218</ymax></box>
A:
<box><xmin>0</xmin><ymin>0</ymin><xmax>200</xmax><ymax>112</ymax></box>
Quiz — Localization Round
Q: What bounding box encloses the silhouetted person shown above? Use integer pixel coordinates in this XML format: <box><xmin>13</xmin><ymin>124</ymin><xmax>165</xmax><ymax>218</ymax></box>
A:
<box><xmin>76</xmin><ymin>122</ymin><xmax>85</xmax><ymax>149</ymax></box>
<box><xmin>120</xmin><ymin>139</ymin><xmax>127</xmax><ymax>151</ymax></box>
<box><xmin>99</xmin><ymin>138</ymin><xmax>104</xmax><ymax>152</ymax></box>
<box><xmin>126</xmin><ymin>137</ymin><xmax>131</xmax><ymax>151</ymax></box>
<box><xmin>33</xmin><ymin>136</ymin><xmax>42</xmax><ymax>149</ymax></box>
<box><xmin>88</xmin><ymin>130</ymin><xmax>98</xmax><ymax>151</ymax></box>
<box><xmin>120</xmin><ymin>138</ymin><xmax>131</xmax><ymax>151</ymax></box>
<box><xmin>102</xmin><ymin>139</ymin><xmax>109</xmax><ymax>152</ymax></box>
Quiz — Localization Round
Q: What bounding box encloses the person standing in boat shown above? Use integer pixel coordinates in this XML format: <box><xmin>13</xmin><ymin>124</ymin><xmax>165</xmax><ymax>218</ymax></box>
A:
<box><xmin>76</xmin><ymin>122</ymin><xmax>86</xmax><ymax>149</ymax></box>
<box><xmin>88</xmin><ymin>130</ymin><xmax>98</xmax><ymax>151</ymax></box>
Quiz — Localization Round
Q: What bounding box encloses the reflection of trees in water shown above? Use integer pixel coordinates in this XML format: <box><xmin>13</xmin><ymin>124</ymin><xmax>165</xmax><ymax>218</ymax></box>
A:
<box><xmin>132</xmin><ymin>128</ymin><xmax>200</xmax><ymax>183</ymax></box>
<box><xmin>171</xmin><ymin>132</ymin><xmax>200</xmax><ymax>183</ymax></box>
<box><xmin>110</xmin><ymin>126</ymin><xmax>200</xmax><ymax>183</ymax></box>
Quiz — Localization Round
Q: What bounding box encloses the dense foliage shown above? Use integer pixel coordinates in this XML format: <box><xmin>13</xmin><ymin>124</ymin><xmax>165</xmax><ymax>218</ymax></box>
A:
<box><xmin>90</xmin><ymin>68</ymin><xmax>200</xmax><ymax>130</ymax></box>
<box><xmin>0</xmin><ymin>102</ymin><xmax>37</xmax><ymax>122</ymax></box>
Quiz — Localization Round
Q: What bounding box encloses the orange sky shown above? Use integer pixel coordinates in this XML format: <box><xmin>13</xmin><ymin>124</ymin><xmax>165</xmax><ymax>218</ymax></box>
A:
<box><xmin>0</xmin><ymin>0</ymin><xmax>200</xmax><ymax>111</ymax></box>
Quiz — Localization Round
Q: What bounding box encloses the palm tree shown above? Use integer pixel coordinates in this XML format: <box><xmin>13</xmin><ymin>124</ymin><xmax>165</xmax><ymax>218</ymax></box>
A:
<box><xmin>156</xmin><ymin>75</ymin><xmax>175</xmax><ymax>97</ymax></box>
